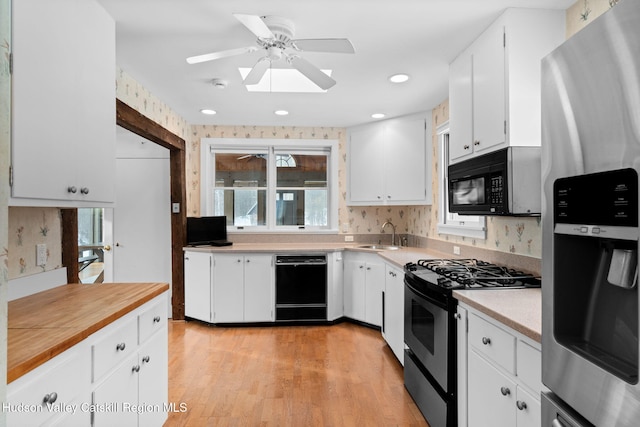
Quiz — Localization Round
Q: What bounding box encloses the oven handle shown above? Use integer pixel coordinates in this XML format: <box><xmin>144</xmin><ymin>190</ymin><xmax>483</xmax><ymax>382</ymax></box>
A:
<box><xmin>404</xmin><ymin>278</ymin><xmax>448</xmax><ymax>310</ymax></box>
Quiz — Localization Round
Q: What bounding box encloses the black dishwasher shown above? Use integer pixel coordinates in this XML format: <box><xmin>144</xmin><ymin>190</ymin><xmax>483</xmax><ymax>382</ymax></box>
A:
<box><xmin>275</xmin><ymin>255</ymin><xmax>327</xmax><ymax>321</ymax></box>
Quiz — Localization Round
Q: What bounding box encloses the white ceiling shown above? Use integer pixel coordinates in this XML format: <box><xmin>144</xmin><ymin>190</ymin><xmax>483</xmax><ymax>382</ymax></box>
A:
<box><xmin>96</xmin><ymin>0</ymin><xmax>574</xmax><ymax>128</ymax></box>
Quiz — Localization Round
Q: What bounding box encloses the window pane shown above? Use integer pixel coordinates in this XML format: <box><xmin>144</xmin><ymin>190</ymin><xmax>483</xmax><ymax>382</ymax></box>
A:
<box><xmin>215</xmin><ymin>153</ymin><xmax>266</xmax><ymax>186</ymax></box>
<box><xmin>213</xmin><ymin>153</ymin><xmax>267</xmax><ymax>227</ymax></box>
<box><xmin>214</xmin><ymin>189</ymin><xmax>266</xmax><ymax>226</ymax></box>
<box><xmin>276</xmin><ymin>154</ymin><xmax>326</xmax><ymax>188</ymax></box>
<box><xmin>275</xmin><ymin>153</ymin><xmax>328</xmax><ymax>227</ymax></box>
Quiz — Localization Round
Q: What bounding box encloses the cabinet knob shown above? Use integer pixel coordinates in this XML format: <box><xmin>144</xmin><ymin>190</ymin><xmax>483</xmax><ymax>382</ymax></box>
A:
<box><xmin>377</xmin><ymin>195</ymin><xmax>382</xmax><ymax>199</ymax></box>
<box><xmin>132</xmin><ymin>365</ymin><xmax>141</xmax><ymax>373</ymax></box>
<box><xmin>153</xmin><ymin>316</ymin><xmax>161</xmax><ymax>323</ymax></box>
<box><xmin>43</xmin><ymin>392</ymin><xmax>58</xmax><ymax>404</ymax></box>
<box><xmin>67</xmin><ymin>186</ymin><xmax>77</xmax><ymax>194</ymax></box>
<box><xmin>246</xmin><ymin>259</ymin><xmax>251</xmax><ymax>263</ymax></box>
<box><xmin>80</xmin><ymin>187</ymin><xmax>89</xmax><ymax>195</ymax></box>
<box><xmin>359</xmin><ymin>265</ymin><xmax>364</xmax><ymax>269</ymax></box>
<box><xmin>500</xmin><ymin>387</ymin><xmax>511</xmax><ymax>396</ymax></box>
<box><xmin>142</xmin><ymin>355</ymin><xmax>151</xmax><ymax>364</ymax></box>
<box><xmin>474</xmin><ymin>140</ymin><xmax>481</xmax><ymax>146</ymax></box>
<box><xmin>481</xmin><ymin>337</ymin><xmax>491</xmax><ymax>345</ymax></box>
<box><xmin>463</xmin><ymin>145</ymin><xmax>470</xmax><ymax>150</ymax></box>
<box><xmin>516</xmin><ymin>400</ymin><xmax>528</xmax><ymax>410</ymax></box>
<box><xmin>237</xmin><ymin>259</ymin><xmax>242</xmax><ymax>263</ymax></box>
<box><xmin>116</xmin><ymin>342</ymin><xmax>126</xmax><ymax>351</ymax></box>
<box><xmin>454</xmin><ymin>313</ymin><xmax>462</xmax><ymax>320</ymax></box>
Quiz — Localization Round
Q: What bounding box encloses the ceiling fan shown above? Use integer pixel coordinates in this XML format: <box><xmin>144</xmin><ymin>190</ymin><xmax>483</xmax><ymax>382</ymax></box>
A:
<box><xmin>186</xmin><ymin>13</ymin><xmax>355</xmax><ymax>90</ymax></box>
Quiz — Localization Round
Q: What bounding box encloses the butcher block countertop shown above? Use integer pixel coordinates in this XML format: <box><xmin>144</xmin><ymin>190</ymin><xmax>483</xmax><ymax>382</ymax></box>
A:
<box><xmin>8</xmin><ymin>282</ymin><xmax>169</xmax><ymax>383</ymax></box>
<box><xmin>453</xmin><ymin>288</ymin><xmax>542</xmax><ymax>343</ymax></box>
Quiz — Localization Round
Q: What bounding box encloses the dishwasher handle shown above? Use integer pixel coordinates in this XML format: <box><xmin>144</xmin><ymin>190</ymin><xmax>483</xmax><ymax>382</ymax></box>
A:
<box><xmin>275</xmin><ymin>255</ymin><xmax>327</xmax><ymax>265</ymax></box>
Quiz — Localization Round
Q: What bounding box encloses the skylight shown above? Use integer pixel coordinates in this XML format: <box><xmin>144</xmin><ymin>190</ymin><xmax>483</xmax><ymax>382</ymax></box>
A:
<box><xmin>238</xmin><ymin>68</ymin><xmax>332</xmax><ymax>93</ymax></box>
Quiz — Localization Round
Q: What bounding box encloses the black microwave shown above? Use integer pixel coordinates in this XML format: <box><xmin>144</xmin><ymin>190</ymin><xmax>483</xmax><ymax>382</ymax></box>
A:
<box><xmin>447</xmin><ymin>147</ymin><xmax>541</xmax><ymax>216</ymax></box>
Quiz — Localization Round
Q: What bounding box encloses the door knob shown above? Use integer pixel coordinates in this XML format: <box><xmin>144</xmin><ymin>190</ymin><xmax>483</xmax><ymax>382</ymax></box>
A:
<box><xmin>103</xmin><ymin>245</ymin><xmax>111</xmax><ymax>251</ymax></box>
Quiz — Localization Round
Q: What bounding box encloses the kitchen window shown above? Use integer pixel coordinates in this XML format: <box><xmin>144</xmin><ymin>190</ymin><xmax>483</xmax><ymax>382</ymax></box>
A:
<box><xmin>201</xmin><ymin>139</ymin><xmax>338</xmax><ymax>232</ymax></box>
<box><xmin>436</xmin><ymin>123</ymin><xmax>486</xmax><ymax>239</ymax></box>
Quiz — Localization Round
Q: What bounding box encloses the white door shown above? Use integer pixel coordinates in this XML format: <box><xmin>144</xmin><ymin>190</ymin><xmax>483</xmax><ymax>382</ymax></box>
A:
<box><xmin>104</xmin><ymin>127</ymin><xmax>172</xmax><ymax>313</ymax></box>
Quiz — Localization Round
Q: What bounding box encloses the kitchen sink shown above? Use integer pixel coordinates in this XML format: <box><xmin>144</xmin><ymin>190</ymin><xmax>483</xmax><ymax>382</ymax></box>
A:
<box><xmin>357</xmin><ymin>244</ymin><xmax>400</xmax><ymax>250</ymax></box>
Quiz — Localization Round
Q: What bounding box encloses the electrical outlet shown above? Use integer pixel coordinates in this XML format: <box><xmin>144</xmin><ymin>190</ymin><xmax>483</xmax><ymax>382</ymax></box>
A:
<box><xmin>453</xmin><ymin>245</ymin><xmax>461</xmax><ymax>255</ymax></box>
<box><xmin>36</xmin><ymin>243</ymin><xmax>47</xmax><ymax>266</ymax></box>
<box><xmin>344</xmin><ymin>235</ymin><xmax>354</xmax><ymax>242</ymax></box>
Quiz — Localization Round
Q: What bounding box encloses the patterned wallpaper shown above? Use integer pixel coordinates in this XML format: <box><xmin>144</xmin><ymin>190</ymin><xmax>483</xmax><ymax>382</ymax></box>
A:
<box><xmin>8</xmin><ymin>1</ymin><xmax>608</xmax><ymax>281</ymax></box>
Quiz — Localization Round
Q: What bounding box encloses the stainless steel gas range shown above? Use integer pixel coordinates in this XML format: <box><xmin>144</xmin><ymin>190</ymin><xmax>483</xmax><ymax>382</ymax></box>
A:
<box><xmin>403</xmin><ymin>258</ymin><xmax>540</xmax><ymax>427</ymax></box>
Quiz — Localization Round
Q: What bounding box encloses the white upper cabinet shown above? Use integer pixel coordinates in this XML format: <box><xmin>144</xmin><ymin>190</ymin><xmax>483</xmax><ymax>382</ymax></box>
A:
<box><xmin>11</xmin><ymin>0</ymin><xmax>116</xmax><ymax>206</ymax></box>
<box><xmin>448</xmin><ymin>8</ymin><xmax>565</xmax><ymax>164</ymax></box>
<box><xmin>348</xmin><ymin>112</ymin><xmax>432</xmax><ymax>205</ymax></box>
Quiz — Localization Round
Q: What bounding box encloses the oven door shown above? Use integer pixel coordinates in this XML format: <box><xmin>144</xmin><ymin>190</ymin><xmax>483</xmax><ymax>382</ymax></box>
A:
<box><xmin>404</xmin><ymin>277</ymin><xmax>450</xmax><ymax>392</ymax></box>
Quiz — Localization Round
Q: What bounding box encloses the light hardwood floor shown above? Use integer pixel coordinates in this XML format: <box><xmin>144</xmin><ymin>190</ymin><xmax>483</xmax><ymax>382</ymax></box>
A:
<box><xmin>165</xmin><ymin>320</ymin><xmax>430</xmax><ymax>427</ymax></box>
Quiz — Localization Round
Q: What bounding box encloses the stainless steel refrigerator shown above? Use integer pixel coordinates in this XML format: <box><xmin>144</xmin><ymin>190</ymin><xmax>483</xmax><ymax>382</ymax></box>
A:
<box><xmin>541</xmin><ymin>0</ymin><xmax>640</xmax><ymax>425</ymax></box>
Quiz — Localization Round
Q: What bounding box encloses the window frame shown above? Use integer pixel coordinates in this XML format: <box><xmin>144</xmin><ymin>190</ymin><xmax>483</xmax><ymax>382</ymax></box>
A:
<box><xmin>436</xmin><ymin>122</ymin><xmax>487</xmax><ymax>239</ymax></box>
<box><xmin>201</xmin><ymin>138</ymin><xmax>339</xmax><ymax>233</ymax></box>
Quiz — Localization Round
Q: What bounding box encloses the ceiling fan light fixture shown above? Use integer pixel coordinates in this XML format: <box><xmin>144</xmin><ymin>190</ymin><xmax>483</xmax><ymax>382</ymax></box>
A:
<box><xmin>371</xmin><ymin>113</ymin><xmax>385</xmax><ymax>119</ymax></box>
<box><xmin>200</xmin><ymin>109</ymin><xmax>217</xmax><ymax>115</ymax></box>
<box><xmin>389</xmin><ymin>73</ymin><xmax>410</xmax><ymax>83</ymax></box>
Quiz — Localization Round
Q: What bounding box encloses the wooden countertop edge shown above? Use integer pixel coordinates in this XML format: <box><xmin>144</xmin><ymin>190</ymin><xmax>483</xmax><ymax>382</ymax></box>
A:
<box><xmin>8</xmin><ymin>283</ymin><xmax>169</xmax><ymax>383</ymax></box>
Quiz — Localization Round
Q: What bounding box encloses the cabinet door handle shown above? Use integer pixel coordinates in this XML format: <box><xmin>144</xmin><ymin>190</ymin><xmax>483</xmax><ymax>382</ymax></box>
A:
<box><xmin>142</xmin><ymin>355</ymin><xmax>150</xmax><ymax>364</ymax></box>
<box><xmin>516</xmin><ymin>400</ymin><xmax>527</xmax><ymax>410</ymax></box>
<box><xmin>80</xmin><ymin>187</ymin><xmax>89</xmax><ymax>195</ymax></box>
<box><xmin>132</xmin><ymin>365</ymin><xmax>141</xmax><ymax>373</ymax></box>
<box><xmin>482</xmin><ymin>337</ymin><xmax>491</xmax><ymax>345</ymax></box>
<box><xmin>500</xmin><ymin>387</ymin><xmax>510</xmax><ymax>396</ymax></box>
<box><xmin>43</xmin><ymin>392</ymin><xmax>58</xmax><ymax>404</ymax></box>
<box><xmin>67</xmin><ymin>186</ymin><xmax>77</xmax><ymax>194</ymax></box>
<box><xmin>153</xmin><ymin>316</ymin><xmax>161</xmax><ymax>323</ymax></box>
<box><xmin>116</xmin><ymin>342</ymin><xmax>126</xmax><ymax>351</ymax></box>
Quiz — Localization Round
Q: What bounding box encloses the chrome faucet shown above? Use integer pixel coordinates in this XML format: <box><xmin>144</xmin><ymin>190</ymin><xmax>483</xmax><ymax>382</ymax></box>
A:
<box><xmin>381</xmin><ymin>221</ymin><xmax>397</xmax><ymax>246</ymax></box>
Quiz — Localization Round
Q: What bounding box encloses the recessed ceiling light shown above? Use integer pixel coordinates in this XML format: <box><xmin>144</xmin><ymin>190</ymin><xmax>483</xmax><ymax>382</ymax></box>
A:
<box><xmin>274</xmin><ymin>110</ymin><xmax>289</xmax><ymax>116</ymax></box>
<box><xmin>389</xmin><ymin>73</ymin><xmax>410</xmax><ymax>83</ymax></box>
<box><xmin>371</xmin><ymin>113</ymin><xmax>385</xmax><ymax>119</ymax></box>
<box><xmin>200</xmin><ymin>109</ymin><xmax>217</xmax><ymax>115</ymax></box>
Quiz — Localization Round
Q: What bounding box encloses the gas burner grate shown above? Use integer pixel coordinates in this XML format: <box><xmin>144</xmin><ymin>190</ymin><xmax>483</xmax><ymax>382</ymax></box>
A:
<box><xmin>415</xmin><ymin>258</ymin><xmax>540</xmax><ymax>288</ymax></box>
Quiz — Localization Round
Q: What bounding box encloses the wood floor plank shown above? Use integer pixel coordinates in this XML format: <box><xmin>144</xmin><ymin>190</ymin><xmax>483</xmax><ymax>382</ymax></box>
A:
<box><xmin>164</xmin><ymin>320</ymin><xmax>429</xmax><ymax>427</ymax></box>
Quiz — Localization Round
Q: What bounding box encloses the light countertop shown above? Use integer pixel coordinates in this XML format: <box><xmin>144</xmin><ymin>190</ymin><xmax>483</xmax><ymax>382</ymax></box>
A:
<box><xmin>453</xmin><ymin>288</ymin><xmax>541</xmax><ymax>343</ymax></box>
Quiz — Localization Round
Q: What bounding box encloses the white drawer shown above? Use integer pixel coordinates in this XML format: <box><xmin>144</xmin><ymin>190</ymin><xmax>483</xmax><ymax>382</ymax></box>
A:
<box><xmin>92</xmin><ymin>316</ymin><xmax>137</xmax><ymax>382</ymax></box>
<box><xmin>139</xmin><ymin>297</ymin><xmax>167</xmax><ymax>344</ymax></box>
<box><xmin>517</xmin><ymin>340</ymin><xmax>543</xmax><ymax>394</ymax></box>
<box><xmin>469</xmin><ymin>313</ymin><xmax>516</xmax><ymax>374</ymax></box>
<box><xmin>8</xmin><ymin>344</ymin><xmax>90</xmax><ymax>427</ymax></box>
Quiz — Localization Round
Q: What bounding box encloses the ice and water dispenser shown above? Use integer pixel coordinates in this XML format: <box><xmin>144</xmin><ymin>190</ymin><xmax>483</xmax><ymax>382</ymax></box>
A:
<box><xmin>553</xmin><ymin>168</ymin><xmax>639</xmax><ymax>383</ymax></box>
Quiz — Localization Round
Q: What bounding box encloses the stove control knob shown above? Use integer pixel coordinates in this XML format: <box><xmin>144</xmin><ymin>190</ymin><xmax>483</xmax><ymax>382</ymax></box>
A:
<box><xmin>437</xmin><ymin>277</ymin><xmax>451</xmax><ymax>287</ymax></box>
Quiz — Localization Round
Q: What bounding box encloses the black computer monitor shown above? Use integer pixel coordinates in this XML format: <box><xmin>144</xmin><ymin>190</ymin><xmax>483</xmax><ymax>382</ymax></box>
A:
<box><xmin>186</xmin><ymin>216</ymin><xmax>230</xmax><ymax>246</ymax></box>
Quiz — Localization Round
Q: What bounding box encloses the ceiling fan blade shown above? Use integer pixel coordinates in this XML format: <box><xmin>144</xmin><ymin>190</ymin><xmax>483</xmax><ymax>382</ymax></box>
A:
<box><xmin>243</xmin><ymin>58</ymin><xmax>271</xmax><ymax>85</ymax></box>
<box><xmin>289</xmin><ymin>56</ymin><xmax>336</xmax><ymax>90</ymax></box>
<box><xmin>293</xmin><ymin>38</ymin><xmax>355</xmax><ymax>54</ymax></box>
<box><xmin>233</xmin><ymin>13</ymin><xmax>274</xmax><ymax>39</ymax></box>
<box><xmin>186</xmin><ymin>46</ymin><xmax>257</xmax><ymax>64</ymax></box>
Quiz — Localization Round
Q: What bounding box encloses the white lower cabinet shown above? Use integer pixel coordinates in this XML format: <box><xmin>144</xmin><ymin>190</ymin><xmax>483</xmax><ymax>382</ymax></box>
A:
<box><xmin>460</xmin><ymin>303</ymin><xmax>542</xmax><ymax>427</ymax></box>
<box><xmin>184</xmin><ymin>251</ymin><xmax>213</xmax><ymax>322</ymax></box>
<box><xmin>92</xmin><ymin>293</ymin><xmax>168</xmax><ymax>427</ymax></box>
<box><xmin>7</xmin><ymin>342</ymin><xmax>92</xmax><ymax>426</ymax></box>
<box><xmin>7</xmin><ymin>292</ymin><xmax>168</xmax><ymax>427</ymax></box>
<box><xmin>213</xmin><ymin>253</ymin><xmax>274</xmax><ymax>323</ymax></box>
<box><xmin>184</xmin><ymin>251</ymin><xmax>275</xmax><ymax>323</ymax></box>
<box><xmin>343</xmin><ymin>252</ymin><xmax>384</xmax><ymax>326</ymax></box>
<box><xmin>382</xmin><ymin>262</ymin><xmax>404</xmax><ymax>364</ymax></box>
